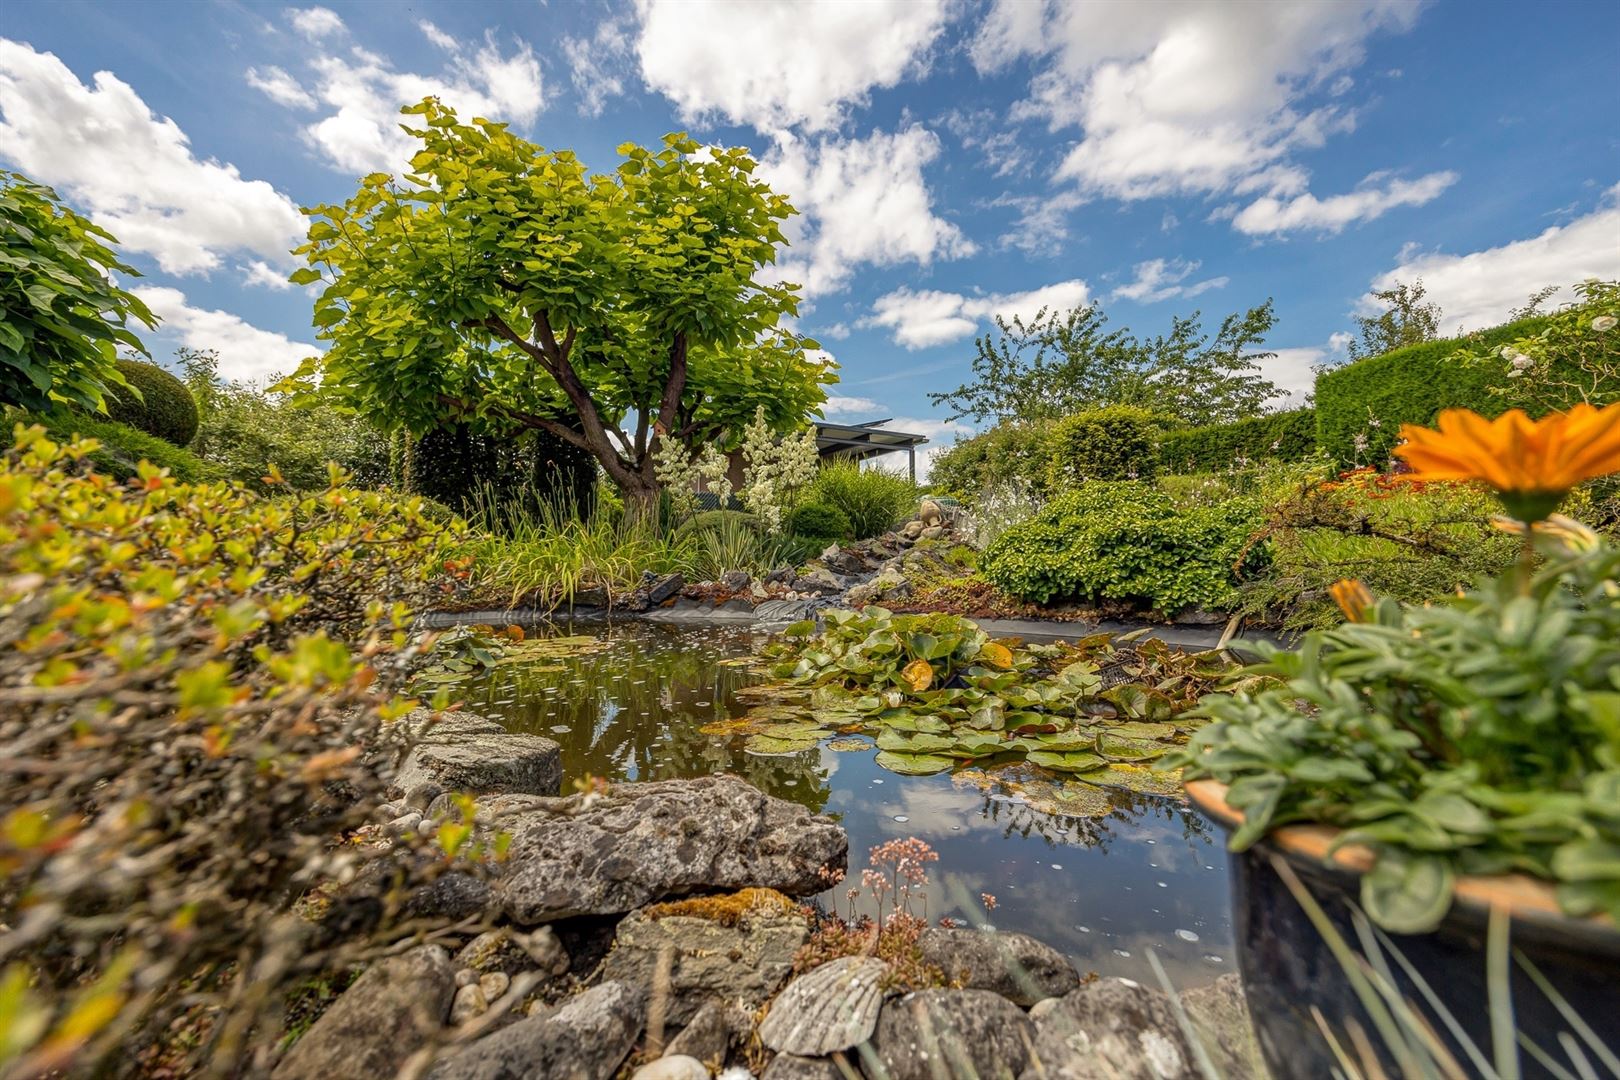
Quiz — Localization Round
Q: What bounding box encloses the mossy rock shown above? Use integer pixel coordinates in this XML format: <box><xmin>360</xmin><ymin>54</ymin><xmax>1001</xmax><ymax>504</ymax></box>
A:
<box><xmin>102</xmin><ymin>359</ymin><xmax>199</xmax><ymax>447</ymax></box>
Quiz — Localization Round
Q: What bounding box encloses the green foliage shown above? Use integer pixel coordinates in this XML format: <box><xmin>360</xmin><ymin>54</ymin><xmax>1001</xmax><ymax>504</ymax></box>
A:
<box><xmin>1346</xmin><ymin>279</ymin><xmax>1442</xmax><ymax>361</ymax></box>
<box><xmin>786</xmin><ymin>501</ymin><xmax>852</xmax><ymax>544</ymax></box>
<box><xmin>743</xmin><ymin>608</ymin><xmax>1227</xmax><ymax>787</ymax></box>
<box><xmin>1174</xmin><ymin>526</ymin><xmax>1620</xmax><ymax>931</ymax></box>
<box><xmin>929</xmin><ymin>298</ymin><xmax>1280</xmax><ymax>427</ymax></box>
<box><xmin>102</xmin><ymin>357</ymin><xmax>199</xmax><ymax>446</ymax></box>
<box><xmin>0</xmin><ymin>425</ymin><xmax>479</xmax><ymax>1075</ymax></box>
<box><xmin>1460</xmin><ymin>279</ymin><xmax>1620</xmax><ymax>412</ymax></box>
<box><xmin>14</xmin><ymin>408</ymin><xmax>218</xmax><ymax>483</ymax></box>
<box><xmin>981</xmin><ymin>481</ymin><xmax>1267</xmax><ymax>613</ymax></box>
<box><xmin>928</xmin><ymin>421</ymin><xmax>1054</xmax><ymax>501</ymax></box>
<box><xmin>290</xmin><ymin>98</ymin><xmax>830</xmax><ymax>511</ymax></box>
<box><xmin>1314</xmin><ymin>314</ymin><xmax>1571</xmax><ymax>465</ymax></box>
<box><xmin>409</xmin><ymin>423</ymin><xmax>596</xmax><ymax>523</ymax></box>
<box><xmin>674</xmin><ymin>508</ymin><xmax>760</xmax><ymax>541</ymax></box>
<box><xmin>1156</xmin><ymin>408</ymin><xmax>1317</xmax><ymax>473</ymax></box>
<box><xmin>180</xmin><ymin>348</ymin><xmax>390</xmax><ymax>490</ymax></box>
<box><xmin>0</xmin><ymin>172</ymin><xmax>156</xmax><ymax>413</ymax></box>
<box><xmin>1047</xmin><ymin>405</ymin><xmax>1165</xmax><ymax>486</ymax></box>
<box><xmin>805</xmin><ymin>461</ymin><xmax>918</xmax><ymax>540</ymax></box>
<box><xmin>687</xmin><ymin>511</ymin><xmax>802</xmax><ymax>580</ymax></box>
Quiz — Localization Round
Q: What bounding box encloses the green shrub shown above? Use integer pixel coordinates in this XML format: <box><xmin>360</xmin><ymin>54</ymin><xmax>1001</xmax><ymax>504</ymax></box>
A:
<box><xmin>981</xmin><ymin>480</ymin><xmax>1266</xmax><ymax>613</ymax></box>
<box><xmin>15</xmin><ymin>408</ymin><xmax>218</xmax><ymax>482</ymax></box>
<box><xmin>929</xmin><ymin>421</ymin><xmax>1053</xmax><ymax>501</ymax></box>
<box><xmin>805</xmin><ymin>461</ymin><xmax>919</xmax><ymax>539</ymax></box>
<box><xmin>1157</xmin><ymin>408</ymin><xmax>1316</xmax><ymax>473</ymax></box>
<box><xmin>786</xmin><ymin>501</ymin><xmax>853</xmax><ymax>544</ymax></box>
<box><xmin>0</xmin><ymin>425</ymin><xmax>479</xmax><ymax>1075</ymax></box>
<box><xmin>1313</xmin><ymin>314</ymin><xmax>1580</xmax><ymax>465</ymax></box>
<box><xmin>103</xmin><ymin>357</ymin><xmax>199</xmax><ymax>445</ymax></box>
<box><xmin>1047</xmin><ymin>406</ymin><xmax>1165</xmax><ymax>486</ymax></box>
<box><xmin>674</xmin><ymin>508</ymin><xmax>761</xmax><ymax>541</ymax></box>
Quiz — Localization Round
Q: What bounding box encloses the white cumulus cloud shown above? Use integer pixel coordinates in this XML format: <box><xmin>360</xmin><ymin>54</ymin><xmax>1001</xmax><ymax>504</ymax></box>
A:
<box><xmin>561</xmin><ymin>16</ymin><xmax>633</xmax><ymax>117</ymax></box>
<box><xmin>1363</xmin><ymin>186</ymin><xmax>1620</xmax><ymax>335</ymax></box>
<box><xmin>134</xmin><ymin>286</ymin><xmax>319</xmax><ymax>382</ymax></box>
<box><xmin>245</xmin><ymin>65</ymin><xmax>316</xmax><ymax>109</ymax></box>
<box><xmin>1111</xmin><ymin>258</ymin><xmax>1228</xmax><ymax>303</ymax></box>
<box><xmin>288</xmin><ymin>7</ymin><xmax>345</xmax><ymax>41</ymax></box>
<box><xmin>0</xmin><ymin>40</ymin><xmax>306</xmax><ymax>276</ymax></box>
<box><xmin>864</xmin><ymin>416</ymin><xmax>977</xmax><ymax>482</ymax></box>
<box><xmin>864</xmin><ymin>279</ymin><xmax>1092</xmax><ymax>350</ymax></box>
<box><xmin>1233</xmin><ymin>170</ymin><xmax>1457</xmax><ymax>235</ymax></box>
<box><xmin>634</xmin><ymin>0</ymin><xmax>949</xmax><ymax>132</ymax></box>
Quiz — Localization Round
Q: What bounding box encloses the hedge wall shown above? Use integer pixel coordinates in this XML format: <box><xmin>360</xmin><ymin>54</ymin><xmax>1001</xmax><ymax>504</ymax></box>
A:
<box><xmin>1157</xmin><ymin>408</ymin><xmax>1317</xmax><ymax>473</ymax></box>
<box><xmin>1313</xmin><ymin>315</ymin><xmax>1563</xmax><ymax>465</ymax></box>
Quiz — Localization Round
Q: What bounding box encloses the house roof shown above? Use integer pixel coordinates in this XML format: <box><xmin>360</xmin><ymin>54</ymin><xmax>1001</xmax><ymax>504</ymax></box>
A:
<box><xmin>813</xmin><ymin>419</ymin><xmax>929</xmax><ymax>461</ymax></box>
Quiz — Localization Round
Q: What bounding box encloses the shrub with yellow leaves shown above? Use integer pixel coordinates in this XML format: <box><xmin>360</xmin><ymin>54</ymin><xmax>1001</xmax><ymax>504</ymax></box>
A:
<box><xmin>0</xmin><ymin>426</ymin><xmax>485</xmax><ymax>1076</ymax></box>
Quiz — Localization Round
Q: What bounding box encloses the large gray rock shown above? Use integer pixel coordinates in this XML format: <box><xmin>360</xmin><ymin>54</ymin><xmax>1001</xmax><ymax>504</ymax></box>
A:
<box><xmin>796</xmin><ymin>568</ymin><xmax>847</xmax><ymax>595</ymax></box>
<box><xmin>762</xmin><ymin>1054</ymin><xmax>846</xmax><ymax>1080</ymax></box>
<box><xmin>427</xmin><ymin>980</ymin><xmax>645</xmax><ymax>1080</ymax></box>
<box><xmin>274</xmin><ymin>945</ymin><xmax>455</xmax><ymax>1080</ymax></box>
<box><xmin>916</xmin><ymin>927</ymin><xmax>1081</xmax><ymax>1007</ymax></box>
<box><xmin>1180</xmin><ymin>975</ymin><xmax>1264</xmax><ymax>1080</ymax></box>
<box><xmin>871</xmin><ymin>989</ymin><xmax>1035</xmax><ymax>1080</ymax></box>
<box><xmin>662</xmin><ymin>1000</ymin><xmax>743</xmax><ymax>1068</ymax></box>
<box><xmin>482</xmin><ymin>775</ymin><xmax>848</xmax><ymax>923</ymax></box>
<box><xmin>601</xmin><ymin>892</ymin><xmax>810</xmax><ymax>1024</ymax></box>
<box><xmin>390</xmin><ymin>710</ymin><xmax>561</xmax><ymax>797</ymax></box>
<box><xmin>1018</xmin><ymin>978</ymin><xmax>1202</xmax><ymax>1080</ymax></box>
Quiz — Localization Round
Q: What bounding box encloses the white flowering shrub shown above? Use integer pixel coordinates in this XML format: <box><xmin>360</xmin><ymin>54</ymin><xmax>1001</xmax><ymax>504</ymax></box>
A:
<box><xmin>653</xmin><ymin>437</ymin><xmax>730</xmax><ymax>521</ymax></box>
<box><xmin>654</xmin><ymin>407</ymin><xmax>819</xmax><ymax>533</ymax></box>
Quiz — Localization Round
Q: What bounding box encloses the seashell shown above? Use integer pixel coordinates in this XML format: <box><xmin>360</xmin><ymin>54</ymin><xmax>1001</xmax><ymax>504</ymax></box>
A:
<box><xmin>758</xmin><ymin>956</ymin><xmax>889</xmax><ymax>1056</ymax></box>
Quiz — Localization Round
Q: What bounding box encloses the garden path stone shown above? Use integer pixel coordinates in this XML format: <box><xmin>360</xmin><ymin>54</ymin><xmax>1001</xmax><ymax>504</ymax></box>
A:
<box><xmin>1017</xmin><ymin>977</ymin><xmax>1203</xmax><ymax>1080</ymax></box>
<box><xmin>870</xmin><ymin>988</ymin><xmax>1035</xmax><ymax>1080</ymax></box>
<box><xmin>480</xmin><ymin>775</ymin><xmax>848</xmax><ymax>923</ymax></box>
<box><xmin>426</xmin><ymin>980</ymin><xmax>645</xmax><ymax>1080</ymax></box>
<box><xmin>272</xmin><ymin>944</ymin><xmax>455</xmax><ymax>1080</ymax></box>
<box><xmin>387</xmin><ymin>709</ymin><xmax>562</xmax><ymax>798</ymax></box>
<box><xmin>915</xmin><ymin>927</ymin><xmax>1081</xmax><ymax>1006</ymax></box>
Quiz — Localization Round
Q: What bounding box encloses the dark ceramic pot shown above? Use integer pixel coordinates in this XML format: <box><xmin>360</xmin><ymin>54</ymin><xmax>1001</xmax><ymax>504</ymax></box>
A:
<box><xmin>1187</xmin><ymin>780</ymin><xmax>1620</xmax><ymax>1080</ymax></box>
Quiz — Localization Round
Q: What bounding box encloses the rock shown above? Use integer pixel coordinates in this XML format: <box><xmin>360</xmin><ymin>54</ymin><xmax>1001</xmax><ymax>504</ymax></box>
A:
<box><xmin>918</xmin><ymin>499</ymin><xmax>944</xmax><ymax>526</ymax></box>
<box><xmin>402</xmin><ymin>871</ymin><xmax>495</xmax><ymax>921</ymax></box>
<box><xmin>602</xmin><ymin>890</ymin><xmax>810</xmax><ymax>1024</ymax></box>
<box><xmin>846</xmin><ymin>570</ymin><xmax>908</xmax><ymax>608</ymax></box>
<box><xmin>762</xmin><ymin>1054</ymin><xmax>845</xmax><ymax>1080</ymax></box>
<box><xmin>456</xmin><ymin>968</ymin><xmax>477</xmax><ymax>988</ymax></box>
<box><xmin>751</xmin><ymin>581</ymin><xmax>770</xmax><ymax>600</ymax></box>
<box><xmin>479</xmin><ymin>972</ymin><xmax>510</xmax><ymax>999</ymax></box>
<box><xmin>719</xmin><ymin>569</ymin><xmax>752</xmax><ymax>591</ymax></box>
<box><xmin>915</xmin><ymin>928</ymin><xmax>1081</xmax><ymax>1007</ymax></box>
<box><xmin>918</xmin><ymin>526</ymin><xmax>945</xmax><ymax>541</ymax></box>
<box><xmin>648</xmin><ymin>573</ymin><xmax>685</xmax><ymax>604</ymax></box>
<box><xmin>1029</xmin><ymin>997</ymin><xmax>1061</xmax><ymax>1022</ymax></box>
<box><xmin>427</xmin><ymin>981</ymin><xmax>645</xmax><ymax>1080</ymax></box>
<box><xmin>404</xmin><ymin>781</ymin><xmax>445</xmax><ymax>811</ymax></box>
<box><xmin>754</xmin><ymin>598</ymin><xmax>816</xmax><ymax>624</ymax></box>
<box><xmin>385</xmin><ymin>812</ymin><xmax>423</xmax><ymax>838</ymax></box>
<box><xmin>1018</xmin><ymin>978</ymin><xmax>1201</xmax><ymax>1080</ymax></box>
<box><xmin>765</xmin><ymin>566</ymin><xmax>795</xmax><ymax>585</ymax></box>
<box><xmin>758</xmin><ymin>956</ymin><xmax>887</xmax><ymax>1057</ymax></box>
<box><xmin>394</xmin><ymin>725</ymin><xmax>563</xmax><ymax>799</ymax></box>
<box><xmin>663</xmin><ymin>1000</ymin><xmax>738</xmax><ymax>1067</ymax></box>
<box><xmin>796</xmin><ymin>568</ymin><xmax>846</xmax><ymax>595</ymax></box>
<box><xmin>901</xmin><ymin>520</ymin><xmax>925</xmax><ymax>540</ymax></box>
<box><xmin>1180</xmin><ymin>974</ymin><xmax>1263</xmax><ymax>1080</ymax></box>
<box><xmin>273</xmin><ymin>945</ymin><xmax>455</xmax><ymax>1080</ymax></box>
<box><xmin>573</xmin><ymin>585</ymin><xmax>611</xmax><ymax>609</ymax></box>
<box><xmin>451</xmin><ymin>983</ymin><xmax>489</xmax><ymax>1025</ymax></box>
<box><xmin>631</xmin><ymin>1055</ymin><xmax>708</xmax><ymax>1080</ymax></box>
<box><xmin>872</xmin><ymin>989</ymin><xmax>1035</xmax><ymax>1080</ymax></box>
<box><xmin>482</xmin><ymin>776</ymin><xmax>848</xmax><ymax>923</ymax></box>
<box><xmin>454</xmin><ymin>927</ymin><xmax>569</xmax><ymax>979</ymax></box>
<box><xmin>1174</xmin><ymin>607</ymin><xmax>1229</xmax><ymax>626</ymax></box>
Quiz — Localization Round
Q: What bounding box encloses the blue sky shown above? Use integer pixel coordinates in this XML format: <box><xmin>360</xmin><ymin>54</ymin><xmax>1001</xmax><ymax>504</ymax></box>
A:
<box><xmin>3</xmin><ymin>0</ymin><xmax>1617</xmax><ymax>467</ymax></box>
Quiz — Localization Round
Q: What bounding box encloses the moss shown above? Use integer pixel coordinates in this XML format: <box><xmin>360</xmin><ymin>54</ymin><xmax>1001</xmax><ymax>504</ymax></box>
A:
<box><xmin>642</xmin><ymin>887</ymin><xmax>798</xmax><ymax>927</ymax></box>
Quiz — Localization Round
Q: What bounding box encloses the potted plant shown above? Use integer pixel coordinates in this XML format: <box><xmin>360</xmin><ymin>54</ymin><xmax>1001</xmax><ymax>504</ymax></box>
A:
<box><xmin>1174</xmin><ymin>404</ymin><xmax>1620</xmax><ymax>1079</ymax></box>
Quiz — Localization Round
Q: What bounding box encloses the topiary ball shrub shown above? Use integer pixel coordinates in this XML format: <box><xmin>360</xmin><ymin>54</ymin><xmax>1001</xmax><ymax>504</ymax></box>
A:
<box><xmin>786</xmin><ymin>501</ymin><xmax>853</xmax><ymax>544</ymax></box>
<box><xmin>102</xmin><ymin>357</ymin><xmax>199</xmax><ymax>446</ymax></box>
<box><xmin>980</xmin><ymin>480</ymin><xmax>1267</xmax><ymax>614</ymax></box>
<box><xmin>1047</xmin><ymin>406</ymin><xmax>1165</xmax><ymax>487</ymax></box>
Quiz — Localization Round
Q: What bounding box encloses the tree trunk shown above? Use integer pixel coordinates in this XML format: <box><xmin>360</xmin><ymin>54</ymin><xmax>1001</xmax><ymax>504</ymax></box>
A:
<box><xmin>621</xmin><ymin>475</ymin><xmax>660</xmax><ymax>527</ymax></box>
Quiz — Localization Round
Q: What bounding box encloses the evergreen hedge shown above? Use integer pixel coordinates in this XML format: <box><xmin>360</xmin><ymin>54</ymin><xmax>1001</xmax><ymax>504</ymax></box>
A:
<box><xmin>1157</xmin><ymin>408</ymin><xmax>1317</xmax><ymax>473</ymax></box>
<box><xmin>103</xmin><ymin>358</ymin><xmax>199</xmax><ymax>446</ymax></box>
<box><xmin>18</xmin><ymin>409</ymin><xmax>219</xmax><ymax>482</ymax></box>
<box><xmin>1313</xmin><ymin>315</ymin><xmax>1567</xmax><ymax>465</ymax></box>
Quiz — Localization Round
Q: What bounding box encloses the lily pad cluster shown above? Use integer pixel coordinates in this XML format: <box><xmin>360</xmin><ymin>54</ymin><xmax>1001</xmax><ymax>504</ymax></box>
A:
<box><xmin>410</xmin><ymin>624</ymin><xmax>611</xmax><ymax>691</ymax></box>
<box><xmin>729</xmin><ymin>607</ymin><xmax>1228</xmax><ymax>789</ymax></box>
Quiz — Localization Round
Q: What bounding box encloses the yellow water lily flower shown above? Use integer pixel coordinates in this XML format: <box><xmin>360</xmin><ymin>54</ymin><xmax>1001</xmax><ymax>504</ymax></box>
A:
<box><xmin>1394</xmin><ymin>403</ymin><xmax>1620</xmax><ymax>522</ymax></box>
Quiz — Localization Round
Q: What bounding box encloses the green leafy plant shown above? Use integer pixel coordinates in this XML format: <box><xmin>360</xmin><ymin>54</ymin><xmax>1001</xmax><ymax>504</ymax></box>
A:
<box><xmin>1173</xmin><ymin>524</ymin><xmax>1620</xmax><ymax>931</ymax></box>
<box><xmin>688</xmin><ymin>510</ymin><xmax>801</xmax><ymax>580</ymax></box>
<box><xmin>12</xmin><ymin>407</ymin><xmax>219</xmax><ymax>483</ymax></box>
<box><xmin>981</xmin><ymin>481</ymin><xmax>1267</xmax><ymax>614</ymax></box>
<box><xmin>1047</xmin><ymin>405</ymin><xmax>1166</xmax><ymax>485</ymax></box>
<box><xmin>0</xmin><ymin>171</ymin><xmax>155</xmax><ymax>413</ymax></box>
<box><xmin>102</xmin><ymin>357</ymin><xmax>199</xmax><ymax>446</ymax></box>
<box><xmin>804</xmin><ymin>461</ymin><xmax>918</xmax><ymax>540</ymax></box>
<box><xmin>785</xmin><ymin>501</ymin><xmax>852</xmax><ymax>545</ymax></box>
<box><xmin>1157</xmin><ymin>408</ymin><xmax>1317</xmax><ymax>474</ymax></box>
<box><xmin>929</xmin><ymin>420</ymin><xmax>1055</xmax><ymax>502</ymax></box>
<box><xmin>1463</xmin><ymin>278</ymin><xmax>1620</xmax><ymax>412</ymax></box>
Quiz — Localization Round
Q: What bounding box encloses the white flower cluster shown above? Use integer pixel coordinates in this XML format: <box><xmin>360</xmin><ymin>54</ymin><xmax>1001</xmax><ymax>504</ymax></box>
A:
<box><xmin>652</xmin><ymin>436</ymin><xmax>729</xmax><ymax>521</ymax></box>
<box><xmin>737</xmin><ymin>406</ymin><xmax>820</xmax><ymax>533</ymax></box>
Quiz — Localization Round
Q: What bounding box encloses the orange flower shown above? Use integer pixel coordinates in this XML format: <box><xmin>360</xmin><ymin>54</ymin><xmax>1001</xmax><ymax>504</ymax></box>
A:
<box><xmin>1393</xmin><ymin>404</ymin><xmax>1620</xmax><ymax>521</ymax></box>
<box><xmin>1329</xmin><ymin>579</ymin><xmax>1375</xmax><ymax>623</ymax></box>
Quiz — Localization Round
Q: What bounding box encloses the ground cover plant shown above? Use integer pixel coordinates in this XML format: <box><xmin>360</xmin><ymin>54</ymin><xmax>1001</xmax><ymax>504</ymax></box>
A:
<box><xmin>0</xmin><ymin>426</ymin><xmax>489</xmax><ymax>1075</ymax></box>
<box><xmin>721</xmin><ymin>607</ymin><xmax>1229</xmax><ymax>793</ymax></box>
<box><xmin>1174</xmin><ymin>403</ymin><xmax>1620</xmax><ymax>932</ymax></box>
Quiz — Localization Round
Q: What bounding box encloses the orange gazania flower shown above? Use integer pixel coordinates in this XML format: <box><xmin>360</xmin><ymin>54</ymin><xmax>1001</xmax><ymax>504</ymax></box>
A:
<box><xmin>1329</xmin><ymin>579</ymin><xmax>1375</xmax><ymax>623</ymax></box>
<box><xmin>1393</xmin><ymin>404</ymin><xmax>1620</xmax><ymax>522</ymax></box>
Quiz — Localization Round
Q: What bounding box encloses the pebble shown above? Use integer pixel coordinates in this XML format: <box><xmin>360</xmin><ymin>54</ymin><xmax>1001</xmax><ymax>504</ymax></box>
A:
<box><xmin>450</xmin><ymin>983</ymin><xmax>488</xmax><ymax>1024</ymax></box>
<box><xmin>893</xmin><ymin>815</ymin><xmax>909</xmax><ymax>823</ymax></box>
<box><xmin>384</xmin><ymin>812</ymin><xmax>422</xmax><ymax>838</ymax></box>
<box><xmin>632</xmin><ymin>1056</ymin><xmax>708</xmax><ymax>1080</ymax></box>
<box><xmin>479</xmin><ymin>971</ymin><xmax>510</xmax><ymax>1000</ymax></box>
<box><xmin>455</xmin><ymin>968</ymin><xmax>477</xmax><ymax>988</ymax></box>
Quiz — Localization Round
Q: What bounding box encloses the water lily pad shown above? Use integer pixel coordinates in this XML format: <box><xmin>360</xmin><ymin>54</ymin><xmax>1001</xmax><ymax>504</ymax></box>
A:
<box><xmin>874</xmin><ymin>750</ymin><xmax>957</xmax><ymax>776</ymax></box>
<box><xmin>745</xmin><ymin>734</ymin><xmax>822</xmax><ymax>756</ymax></box>
<box><xmin>953</xmin><ymin>766</ymin><xmax>1116</xmax><ymax>818</ymax></box>
<box><xmin>826</xmin><ymin>736</ymin><xmax>871</xmax><ymax>752</ymax></box>
<box><xmin>1096</xmin><ymin>734</ymin><xmax>1166</xmax><ymax>762</ymax></box>
<box><xmin>757</xmin><ymin>721</ymin><xmax>831</xmax><ymax>739</ymax></box>
<box><xmin>1105</xmin><ymin>721</ymin><xmax>1181</xmax><ymax>741</ymax></box>
<box><xmin>698</xmin><ymin>716</ymin><xmax>766</xmax><ymax>737</ymax></box>
<box><xmin>944</xmin><ymin>732</ymin><xmax>1009</xmax><ymax>758</ymax></box>
<box><xmin>745</xmin><ymin>705</ymin><xmax>818</xmax><ymax>723</ymax></box>
<box><xmin>1026</xmin><ymin>750</ymin><xmax>1106</xmax><ymax>773</ymax></box>
<box><xmin>875</xmin><ymin>729</ymin><xmax>955</xmax><ymax>754</ymax></box>
<box><xmin>1082</xmin><ymin>763</ymin><xmax>1184</xmax><ymax>797</ymax></box>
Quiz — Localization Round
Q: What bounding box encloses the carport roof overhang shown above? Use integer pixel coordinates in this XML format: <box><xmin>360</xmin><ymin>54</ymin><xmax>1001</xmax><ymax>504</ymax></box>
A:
<box><xmin>814</xmin><ymin>420</ymin><xmax>930</xmax><ymax>480</ymax></box>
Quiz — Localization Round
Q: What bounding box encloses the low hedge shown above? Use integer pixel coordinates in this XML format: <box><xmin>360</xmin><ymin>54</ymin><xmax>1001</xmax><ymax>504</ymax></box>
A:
<box><xmin>103</xmin><ymin>358</ymin><xmax>199</xmax><ymax>446</ymax></box>
<box><xmin>787</xmin><ymin>501</ymin><xmax>852</xmax><ymax>544</ymax></box>
<box><xmin>17</xmin><ymin>409</ymin><xmax>219</xmax><ymax>482</ymax></box>
<box><xmin>1157</xmin><ymin>408</ymin><xmax>1317</xmax><ymax>472</ymax></box>
<box><xmin>1313</xmin><ymin>314</ymin><xmax>1576</xmax><ymax>465</ymax></box>
<box><xmin>1047</xmin><ymin>405</ymin><xmax>1165</xmax><ymax>485</ymax></box>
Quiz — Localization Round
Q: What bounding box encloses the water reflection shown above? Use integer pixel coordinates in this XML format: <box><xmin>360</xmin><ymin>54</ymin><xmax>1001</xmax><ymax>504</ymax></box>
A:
<box><xmin>453</xmin><ymin>621</ymin><xmax>1235</xmax><ymax>986</ymax></box>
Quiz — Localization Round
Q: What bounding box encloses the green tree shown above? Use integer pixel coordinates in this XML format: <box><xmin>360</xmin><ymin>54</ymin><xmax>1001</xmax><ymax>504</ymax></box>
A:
<box><xmin>289</xmin><ymin>99</ymin><xmax>831</xmax><ymax>517</ymax></box>
<box><xmin>1347</xmin><ymin>279</ymin><xmax>1441</xmax><ymax>361</ymax></box>
<box><xmin>929</xmin><ymin>299</ymin><xmax>1279</xmax><ymax>426</ymax></box>
<box><xmin>0</xmin><ymin>171</ymin><xmax>156</xmax><ymax>411</ymax></box>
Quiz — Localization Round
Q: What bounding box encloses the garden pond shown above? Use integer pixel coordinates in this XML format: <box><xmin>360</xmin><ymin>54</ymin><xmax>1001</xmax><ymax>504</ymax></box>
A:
<box><xmin>447</xmin><ymin>620</ymin><xmax>1236</xmax><ymax>987</ymax></box>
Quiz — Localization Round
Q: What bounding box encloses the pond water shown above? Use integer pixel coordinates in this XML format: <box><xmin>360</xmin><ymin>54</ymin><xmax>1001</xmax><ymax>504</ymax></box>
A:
<box><xmin>451</xmin><ymin>620</ymin><xmax>1235</xmax><ymax>988</ymax></box>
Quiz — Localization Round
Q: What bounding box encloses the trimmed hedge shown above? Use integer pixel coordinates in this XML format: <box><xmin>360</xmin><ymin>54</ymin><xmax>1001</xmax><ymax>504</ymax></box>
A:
<box><xmin>103</xmin><ymin>358</ymin><xmax>199</xmax><ymax>446</ymax></box>
<box><xmin>1313</xmin><ymin>315</ymin><xmax>1571</xmax><ymax>465</ymax></box>
<box><xmin>1048</xmin><ymin>406</ymin><xmax>1165</xmax><ymax>485</ymax></box>
<box><xmin>786</xmin><ymin>501</ymin><xmax>853</xmax><ymax>544</ymax></box>
<box><xmin>19</xmin><ymin>410</ymin><xmax>219</xmax><ymax>482</ymax></box>
<box><xmin>929</xmin><ymin>420</ymin><xmax>1054</xmax><ymax>500</ymax></box>
<box><xmin>1157</xmin><ymin>408</ymin><xmax>1317</xmax><ymax>473</ymax></box>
